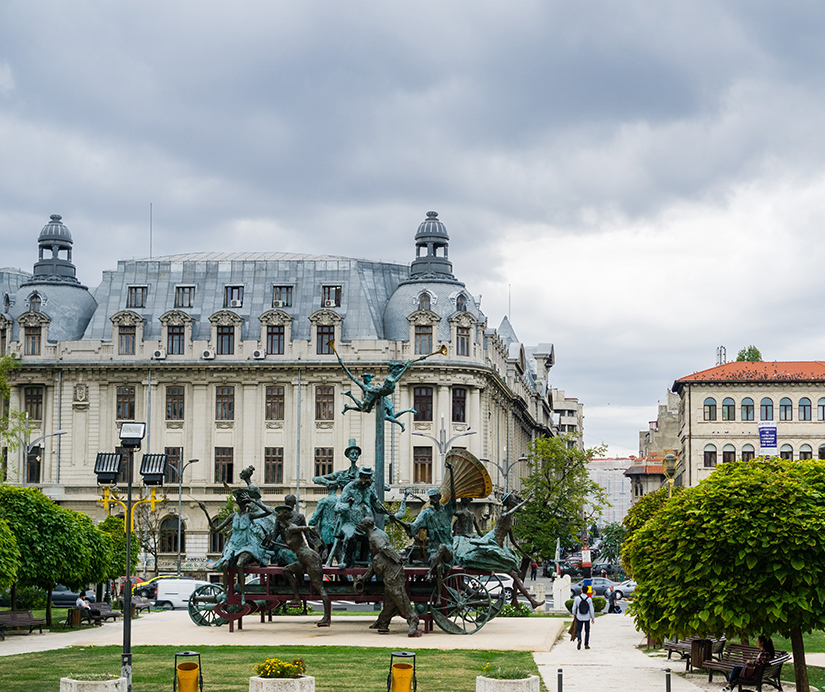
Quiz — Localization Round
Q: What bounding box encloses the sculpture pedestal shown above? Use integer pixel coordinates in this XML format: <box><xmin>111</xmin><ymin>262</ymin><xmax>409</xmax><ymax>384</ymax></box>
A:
<box><xmin>249</xmin><ymin>676</ymin><xmax>315</xmax><ymax>692</ymax></box>
<box><xmin>476</xmin><ymin>675</ymin><xmax>540</xmax><ymax>692</ymax></box>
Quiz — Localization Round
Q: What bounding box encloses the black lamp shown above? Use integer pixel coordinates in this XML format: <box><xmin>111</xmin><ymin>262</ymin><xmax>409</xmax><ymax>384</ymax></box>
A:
<box><xmin>140</xmin><ymin>453</ymin><xmax>169</xmax><ymax>486</ymax></box>
<box><xmin>94</xmin><ymin>452</ymin><xmax>123</xmax><ymax>485</ymax></box>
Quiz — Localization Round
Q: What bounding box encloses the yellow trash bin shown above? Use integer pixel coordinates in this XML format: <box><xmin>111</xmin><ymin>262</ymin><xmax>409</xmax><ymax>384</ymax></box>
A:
<box><xmin>176</xmin><ymin>661</ymin><xmax>199</xmax><ymax>692</ymax></box>
<box><xmin>390</xmin><ymin>662</ymin><xmax>414</xmax><ymax>692</ymax></box>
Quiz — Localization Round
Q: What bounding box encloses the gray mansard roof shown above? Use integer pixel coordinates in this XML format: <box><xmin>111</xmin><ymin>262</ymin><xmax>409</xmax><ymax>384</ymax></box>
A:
<box><xmin>84</xmin><ymin>252</ymin><xmax>411</xmax><ymax>343</ymax></box>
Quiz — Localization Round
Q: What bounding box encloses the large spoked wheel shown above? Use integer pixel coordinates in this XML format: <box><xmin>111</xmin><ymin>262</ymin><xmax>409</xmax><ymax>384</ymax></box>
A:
<box><xmin>429</xmin><ymin>573</ymin><xmax>494</xmax><ymax>634</ymax></box>
<box><xmin>188</xmin><ymin>583</ymin><xmax>229</xmax><ymax>627</ymax></box>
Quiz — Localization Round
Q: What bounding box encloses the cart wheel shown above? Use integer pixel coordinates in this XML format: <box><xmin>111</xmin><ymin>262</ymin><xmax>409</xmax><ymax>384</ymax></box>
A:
<box><xmin>188</xmin><ymin>583</ymin><xmax>229</xmax><ymax>627</ymax></box>
<box><xmin>429</xmin><ymin>572</ymin><xmax>494</xmax><ymax>634</ymax></box>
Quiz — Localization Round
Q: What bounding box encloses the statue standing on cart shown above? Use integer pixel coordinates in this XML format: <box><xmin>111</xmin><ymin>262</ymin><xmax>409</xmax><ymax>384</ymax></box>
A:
<box><xmin>355</xmin><ymin>516</ymin><xmax>422</xmax><ymax>637</ymax></box>
<box><xmin>328</xmin><ymin>466</ymin><xmax>390</xmax><ymax>567</ymax></box>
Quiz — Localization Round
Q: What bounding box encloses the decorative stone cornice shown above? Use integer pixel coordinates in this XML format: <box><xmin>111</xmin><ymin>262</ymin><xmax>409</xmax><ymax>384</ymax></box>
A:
<box><xmin>448</xmin><ymin>311</ymin><xmax>476</xmax><ymax>328</ymax></box>
<box><xmin>18</xmin><ymin>311</ymin><xmax>50</xmax><ymax>327</ymax></box>
<box><xmin>259</xmin><ymin>309</ymin><xmax>294</xmax><ymax>326</ymax></box>
<box><xmin>308</xmin><ymin>309</ymin><xmax>343</xmax><ymax>326</ymax></box>
<box><xmin>209</xmin><ymin>311</ymin><xmax>244</xmax><ymax>327</ymax></box>
<box><xmin>110</xmin><ymin>310</ymin><xmax>145</xmax><ymax>327</ymax></box>
<box><xmin>159</xmin><ymin>310</ymin><xmax>194</xmax><ymax>327</ymax></box>
<box><xmin>407</xmin><ymin>309</ymin><xmax>439</xmax><ymax>326</ymax></box>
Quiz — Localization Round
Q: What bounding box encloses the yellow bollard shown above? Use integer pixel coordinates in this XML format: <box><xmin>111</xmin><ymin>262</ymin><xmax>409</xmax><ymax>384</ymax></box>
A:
<box><xmin>176</xmin><ymin>661</ymin><xmax>199</xmax><ymax>692</ymax></box>
<box><xmin>390</xmin><ymin>662</ymin><xmax>414</xmax><ymax>692</ymax></box>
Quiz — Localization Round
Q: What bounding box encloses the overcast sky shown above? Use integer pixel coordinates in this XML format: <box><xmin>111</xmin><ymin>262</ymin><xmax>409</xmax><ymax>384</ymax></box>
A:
<box><xmin>3</xmin><ymin>2</ymin><xmax>825</xmax><ymax>456</ymax></box>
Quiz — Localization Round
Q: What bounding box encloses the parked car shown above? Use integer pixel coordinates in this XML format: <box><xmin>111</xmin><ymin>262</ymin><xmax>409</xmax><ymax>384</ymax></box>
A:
<box><xmin>134</xmin><ymin>575</ymin><xmax>193</xmax><ymax>599</ymax></box>
<box><xmin>543</xmin><ymin>560</ymin><xmax>583</xmax><ymax>578</ymax></box>
<box><xmin>614</xmin><ymin>579</ymin><xmax>637</xmax><ymax>599</ymax></box>
<box><xmin>153</xmin><ymin>578</ymin><xmax>212</xmax><ymax>609</ymax></box>
<box><xmin>478</xmin><ymin>574</ymin><xmax>514</xmax><ymax>601</ymax></box>
<box><xmin>570</xmin><ymin>577</ymin><xmax>619</xmax><ymax>597</ymax></box>
<box><xmin>52</xmin><ymin>585</ymin><xmax>96</xmax><ymax>607</ymax></box>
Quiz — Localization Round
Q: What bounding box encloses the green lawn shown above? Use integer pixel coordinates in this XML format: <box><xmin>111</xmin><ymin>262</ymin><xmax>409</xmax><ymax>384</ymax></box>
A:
<box><xmin>0</xmin><ymin>645</ymin><xmax>540</xmax><ymax>692</ymax></box>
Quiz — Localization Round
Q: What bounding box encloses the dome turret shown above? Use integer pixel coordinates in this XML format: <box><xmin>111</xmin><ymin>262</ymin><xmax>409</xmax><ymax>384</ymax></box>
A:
<box><xmin>410</xmin><ymin>211</ymin><xmax>455</xmax><ymax>281</ymax></box>
<box><xmin>31</xmin><ymin>214</ymin><xmax>79</xmax><ymax>284</ymax></box>
<box><xmin>38</xmin><ymin>214</ymin><xmax>74</xmax><ymax>243</ymax></box>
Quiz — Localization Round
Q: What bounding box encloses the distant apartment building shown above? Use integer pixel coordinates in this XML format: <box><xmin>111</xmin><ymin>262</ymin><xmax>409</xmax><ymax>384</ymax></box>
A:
<box><xmin>551</xmin><ymin>388</ymin><xmax>584</xmax><ymax>448</ymax></box>
<box><xmin>588</xmin><ymin>456</ymin><xmax>634</xmax><ymax>523</ymax></box>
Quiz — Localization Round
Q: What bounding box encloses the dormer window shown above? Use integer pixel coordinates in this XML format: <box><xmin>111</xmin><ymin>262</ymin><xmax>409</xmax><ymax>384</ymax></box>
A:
<box><xmin>127</xmin><ymin>286</ymin><xmax>147</xmax><ymax>309</ymax></box>
<box><xmin>273</xmin><ymin>286</ymin><xmax>293</xmax><ymax>308</ymax></box>
<box><xmin>322</xmin><ymin>285</ymin><xmax>341</xmax><ymax>308</ymax></box>
<box><xmin>456</xmin><ymin>294</ymin><xmax>468</xmax><ymax>312</ymax></box>
<box><xmin>175</xmin><ymin>286</ymin><xmax>195</xmax><ymax>308</ymax></box>
<box><xmin>225</xmin><ymin>286</ymin><xmax>244</xmax><ymax>308</ymax></box>
<box><xmin>29</xmin><ymin>293</ymin><xmax>41</xmax><ymax>313</ymax></box>
<box><xmin>418</xmin><ymin>292</ymin><xmax>431</xmax><ymax>311</ymax></box>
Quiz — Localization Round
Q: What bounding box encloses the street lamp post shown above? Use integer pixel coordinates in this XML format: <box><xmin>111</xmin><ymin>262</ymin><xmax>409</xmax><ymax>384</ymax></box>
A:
<box><xmin>176</xmin><ymin>458</ymin><xmax>199</xmax><ymax>576</ymax></box>
<box><xmin>412</xmin><ymin>413</ymin><xmax>476</xmax><ymax>470</ymax></box>
<box><xmin>24</xmin><ymin>429</ymin><xmax>67</xmax><ymax>481</ymax></box>
<box><xmin>663</xmin><ymin>453</ymin><xmax>677</xmax><ymax>498</ymax></box>
<box><xmin>479</xmin><ymin>454</ymin><xmax>529</xmax><ymax>493</ymax></box>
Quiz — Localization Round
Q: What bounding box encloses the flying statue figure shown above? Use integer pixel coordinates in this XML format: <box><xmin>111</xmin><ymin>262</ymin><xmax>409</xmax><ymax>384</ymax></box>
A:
<box><xmin>329</xmin><ymin>340</ymin><xmax>446</xmax><ymax>431</ymax></box>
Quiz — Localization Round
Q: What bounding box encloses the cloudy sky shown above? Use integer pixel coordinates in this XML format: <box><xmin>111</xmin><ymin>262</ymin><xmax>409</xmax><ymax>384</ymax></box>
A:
<box><xmin>3</xmin><ymin>2</ymin><xmax>825</xmax><ymax>455</ymax></box>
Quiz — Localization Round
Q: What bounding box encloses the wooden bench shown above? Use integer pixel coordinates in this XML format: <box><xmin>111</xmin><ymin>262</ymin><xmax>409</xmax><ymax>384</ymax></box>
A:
<box><xmin>95</xmin><ymin>603</ymin><xmax>122</xmax><ymax>622</ymax></box>
<box><xmin>118</xmin><ymin>596</ymin><xmax>152</xmax><ymax>614</ymax></box>
<box><xmin>0</xmin><ymin>610</ymin><xmax>46</xmax><ymax>640</ymax></box>
<box><xmin>664</xmin><ymin>636</ymin><xmax>726</xmax><ymax>671</ymax></box>
<box><xmin>701</xmin><ymin>644</ymin><xmax>790</xmax><ymax>691</ymax></box>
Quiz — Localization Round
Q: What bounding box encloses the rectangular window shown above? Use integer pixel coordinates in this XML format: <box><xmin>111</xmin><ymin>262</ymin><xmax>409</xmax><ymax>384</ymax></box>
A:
<box><xmin>321</xmin><ymin>285</ymin><xmax>341</xmax><ymax>307</ymax></box>
<box><xmin>273</xmin><ymin>285</ymin><xmax>293</xmax><ymax>307</ymax></box>
<box><xmin>265</xmin><ymin>447</ymin><xmax>284</xmax><ymax>484</ymax></box>
<box><xmin>266</xmin><ymin>325</ymin><xmax>285</xmax><ymax>355</ymax></box>
<box><xmin>703</xmin><ymin>449</ymin><xmax>717</xmax><ymax>467</ymax></box>
<box><xmin>703</xmin><ymin>401</ymin><xmax>716</xmax><ymax>421</ymax></box>
<box><xmin>413</xmin><ymin>446</ymin><xmax>433</xmax><ymax>484</ymax></box>
<box><xmin>761</xmin><ymin>400</ymin><xmax>773</xmax><ymax>421</ymax></box>
<box><xmin>316</xmin><ymin>325</ymin><xmax>335</xmax><ymax>354</ymax></box>
<box><xmin>780</xmin><ymin>402</ymin><xmax>793</xmax><ymax>421</ymax></box>
<box><xmin>175</xmin><ymin>286</ymin><xmax>195</xmax><ymax>308</ymax></box>
<box><xmin>215</xmin><ymin>447</ymin><xmax>234</xmax><ymax>483</ymax></box>
<box><xmin>414</xmin><ymin>386</ymin><xmax>433</xmax><ymax>421</ymax></box>
<box><xmin>24</xmin><ymin>327</ymin><xmax>41</xmax><ymax>355</ymax></box>
<box><xmin>224</xmin><ymin>285</ymin><xmax>244</xmax><ymax>307</ymax></box>
<box><xmin>215</xmin><ymin>386</ymin><xmax>235</xmax><ymax>420</ymax></box>
<box><xmin>216</xmin><ymin>326</ymin><xmax>234</xmax><ymax>355</ymax></box>
<box><xmin>265</xmin><ymin>386</ymin><xmax>285</xmax><ymax>420</ymax></box>
<box><xmin>742</xmin><ymin>401</ymin><xmax>754</xmax><ymax>421</ymax></box>
<box><xmin>210</xmin><ymin>531</ymin><xmax>226</xmax><ymax>554</ymax></box>
<box><xmin>26</xmin><ymin>446</ymin><xmax>41</xmax><ymax>484</ymax></box>
<box><xmin>127</xmin><ymin>286</ymin><xmax>147</xmax><ymax>308</ymax></box>
<box><xmin>24</xmin><ymin>386</ymin><xmax>44</xmax><ymax>421</ymax></box>
<box><xmin>166</xmin><ymin>386</ymin><xmax>185</xmax><ymax>420</ymax></box>
<box><xmin>315</xmin><ymin>386</ymin><xmax>334</xmax><ymax>420</ymax></box>
<box><xmin>164</xmin><ymin>447</ymin><xmax>182</xmax><ymax>484</ymax></box>
<box><xmin>1</xmin><ymin>447</ymin><xmax>7</xmax><ymax>483</ymax></box>
<box><xmin>415</xmin><ymin>325</ymin><xmax>433</xmax><ymax>355</ymax></box>
<box><xmin>115</xmin><ymin>447</ymin><xmax>132</xmax><ymax>484</ymax></box>
<box><xmin>721</xmin><ymin>402</ymin><xmax>735</xmax><ymax>421</ymax></box>
<box><xmin>314</xmin><ymin>447</ymin><xmax>334</xmax><ymax>477</ymax></box>
<box><xmin>118</xmin><ymin>326</ymin><xmax>136</xmax><ymax>355</ymax></box>
<box><xmin>452</xmin><ymin>387</ymin><xmax>467</xmax><ymax>423</ymax></box>
<box><xmin>819</xmin><ymin>401</ymin><xmax>825</xmax><ymax>422</ymax></box>
<box><xmin>116</xmin><ymin>386</ymin><xmax>136</xmax><ymax>420</ymax></box>
<box><xmin>456</xmin><ymin>326</ymin><xmax>470</xmax><ymax>356</ymax></box>
<box><xmin>800</xmin><ymin>401</ymin><xmax>812</xmax><ymax>421</ymax></box>
<box><xmin>167</xmin><ymin>325</ymin><xmax>185</xmax><ymax>355</ymax></box>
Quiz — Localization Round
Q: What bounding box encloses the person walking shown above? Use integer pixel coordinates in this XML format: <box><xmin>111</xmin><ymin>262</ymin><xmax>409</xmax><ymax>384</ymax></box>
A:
<box><xmin>530</xmin><ymin>561</ymin><xmax>538</xmax><ymax>581</ymax></box>
<box><xmin>607</xmin><ymin>585</ymin><xmax>619</xmax><ymax>613</ymax></box>
<box><xmin>574</xmin><ymin>587</ymin><xmax>595</xmax><ymax>650</ymax></box>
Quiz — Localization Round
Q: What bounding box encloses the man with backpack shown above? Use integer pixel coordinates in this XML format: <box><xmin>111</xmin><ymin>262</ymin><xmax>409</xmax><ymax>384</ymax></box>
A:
<box><xmin>574</xmin><ymin>587</ymin><xmax>595</xmax><ymax>650</ymax></box>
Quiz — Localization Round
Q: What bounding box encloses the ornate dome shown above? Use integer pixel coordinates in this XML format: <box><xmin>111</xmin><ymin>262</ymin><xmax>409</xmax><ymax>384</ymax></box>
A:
<box><xmin>38</xmin><ymin>214</ymin><xmax>73</xmax><ymax>244</ymax></box>
<box><xmin>415</xmin><ymin>211</ymin><xmax>449</xmax><ymax>241</ymax></box>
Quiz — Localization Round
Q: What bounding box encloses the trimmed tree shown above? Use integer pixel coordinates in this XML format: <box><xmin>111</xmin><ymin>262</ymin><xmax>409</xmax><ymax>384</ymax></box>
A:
<box><xmin>513</xmin><ymin>435</ymin><xmax>608</xmax><ymax>560</ymax></box>
<box><xmin>625</xmin><ymin>458</ymin><xmax>825</xmax><ymax>692</ymax></box>
<box><xmin>0</xmin><ymin>517</ymin><xmax>21</xmax><ymax>592</ymax></box>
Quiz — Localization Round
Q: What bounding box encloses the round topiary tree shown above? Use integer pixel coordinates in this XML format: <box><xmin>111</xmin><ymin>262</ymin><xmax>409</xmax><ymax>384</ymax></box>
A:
<box><xmin>0</xmin><ymin>517</ymin><xmax>21</xmax><ymax>592</ymax></box>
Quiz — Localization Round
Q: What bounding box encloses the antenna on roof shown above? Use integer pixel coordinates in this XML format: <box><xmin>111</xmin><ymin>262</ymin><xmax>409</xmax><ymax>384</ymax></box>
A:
<box><xmin>716</xmin><ymin>345</ymin><xmax>727</xmax><ymax>366</ymax></box>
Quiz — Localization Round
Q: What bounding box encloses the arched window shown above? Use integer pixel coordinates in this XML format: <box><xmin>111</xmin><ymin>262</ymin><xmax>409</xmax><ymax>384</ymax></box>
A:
<box><xmin>799</xmin><ymin>397</ymin><xmax>812</xmax><ymax>421</ymax></box>
<box><xmin>760</xmin><ymin>398</ymin><xmax>773</xmax><ymax>421</ymax></box>
<box><xmin>741</xmin><ymin>397</ymin><xmax>754</xmax><ymax>421</ymax></box>
<box><xmin>820</xmin><ymin>444</ymin><xmax>825</xmax><ymax>461</ymax></box>
<box><xmin>780</xmin><ymin>444</ymin><xmax>793</xmax><ymax>460</ymax></box>
<box><xmin>418</xmin><ymin>292</ymin><xmax>431</xmax><ymax>311</ymax></box>
<box><xmin>722</xmin><ymin>397</ymin><xmax>735</xmax><ymax>421</ymax></box>
<box><xmin>741</xmin><ymin>444</ymin><xmax>755</xmax><ymax>461</ymax></box>
<box><xmin>818</xmin><ymin>398</ymin><xmax>825</xmax><ymax>421</ymax></box>
<box><xmin>780</xmin><ymin>397</ymin><xmax>793</xmax><ymax>421</ymax></box>
<box><xmin>29</xmin><ymin>293</ymin><xmax>41</xmax><ymax>313</ymax></box>
<box><xmin>703</xmin><ymin>444</ymin><xmax>717</xmax><ymax>467</ymax></box>
<box><xmin>456</xmin><ymin>294</ymin><xmax>468</xmax><ymax>312</ymax></box>
<box><xmin>722</xmin><ymin>444</ymin><xmax>736</xmax><ymax>464</ymax></box>
<box><xmin>210</xmin><ymin>531</ymin><xmax>226</xmax><ymax>554</ymax></box>
<box><xmin>159</xmin><ymin>517</ymin><xmax>183</xmax><ymax>553</ymax></box>
<box><xmin>800</xmin><ymin>444</ymin><xmax>813</xmax><ymax>460</ymax></box>
<box><xmin>703</xmin><ymin>398</ymin><xmax>717</xmax><ymax>422</ymax></box>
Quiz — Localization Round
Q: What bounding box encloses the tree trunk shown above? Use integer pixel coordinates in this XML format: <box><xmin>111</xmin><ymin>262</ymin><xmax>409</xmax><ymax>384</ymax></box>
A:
<box><xmin>10</xmin><ymin>583</ymin><xmax>16</xmax><ymax>611</ymax></box>
<box><xmin>791</xmin><ymin>625</ymin><xmax>810</xmax><ymax>692</ymax></box>
<box><xmin>45</xmin><ymin>588</ymin><xmax>53</xmax><ymax>626</ymax></box>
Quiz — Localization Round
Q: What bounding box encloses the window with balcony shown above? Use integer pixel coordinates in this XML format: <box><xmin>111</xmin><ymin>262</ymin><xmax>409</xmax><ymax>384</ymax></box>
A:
<box><xmin>214</xmin><ymin>447</ymin><xmax>234</xmax><ymax>483</ymax></box>
<box><xmin>24</xmin><ymin>386</ymin><xmax>44</xmax><ymax>421</ymax></box>
<box><xmin>265</xmin><ymin>386</ymin><xmax>285</xmax><ymax>420</ymax></box>
<box><xmin>314</xmin><ymin>447</ymin><xmax>333</xmax><ymax>476</ymax></box>
<box><xmin>452</xmin><ymin>387</ymin><xmax>466</xmax><ymax>423</ymax></box>
<box><xmin>741</xmin><ymin>397</ymin><xmax>754</xmax><ymax>421</ymax></box>
<box><xmin>167</xmin><ymin>325</ymin><xmax>185</xmax><ymax>355</ymax></box>
<box><xmin>215</xmin><ymin>386</ymin><xmax>235</xmax><ymax>420</ymax></box>
<box><xmin>779</xmin><ymin>397</ymin><xmax>793</xmax><ymax>421</ymax></box>
<box><xmin>216</xmin><ymin>325</ymin><xmax>234</xmax><ymax>355</ymax></box>
<box><xmin>266</xmin><ymin>325</ymin><xmax>285</xmax><ymax>355</ymax></box>
<box><xmin>413</xmin><ymin>446</ymin><xmax>433</xmax><ymax>484</ymax></box>
<box><xmin>273</xmin><ymin>285</ymin><xmax>293</xmax><ymax>307</ymax></box>
<box><xmin>414</xmin><ymin>387</ymin><xmax>433</xmax><ymax>421</ymax></box>
<box><xmin>703</xmin><ymin>398</ymin><xmax>717</xmax><ymax>421</ymax></box>
<box><xmin>265</xmin><ymin>447</ymin><xmax>284</xmax><ymax>484</ymax></box>
<box><xmin>166</xmin><ymin>386</ymin><xmax>185</xmax><ymax>420</ymax></box>
<box><xmin>315</xmin><ymin>386</ymin><xmax>334</xmax><ymax>420</ymax></box>
<box><xmin>722</xmin><ymin>397</ymin><xmax>735</xmax><ymax>421</ymax></box>
<box><xmin>175</xmin><ymin>286</ymin><xmax>195</xmax><ymax>308</ymax></box>
<box><xmin>127</xmin><ymin>286</ymin><xmax>147</xmax><ymax>308</ymax></box>
<box><xmin>760</xmin><ymin>398</ymin><xmax>773</xmax><ymax>421</ymax></box>
<box><xmin>24</xmin><ymin>326</ymin><xmax>41</xmax><ymax>355</ymax></box>
<box><xmin>116</xmin><ymin>386</ymin><xmax>135</xmax><ymax>420</ymax></box>
<box><xmin>118</xmin><ymin>325</ymin><xmax>136</xmax><ymax>355</ymax></box>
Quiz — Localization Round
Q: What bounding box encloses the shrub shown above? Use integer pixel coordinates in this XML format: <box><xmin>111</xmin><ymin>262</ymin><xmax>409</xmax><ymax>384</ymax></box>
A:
<box><xmin>481</xmin><ymin>662</ymin><xmax>532</xmax><ymax>680</ymax></box>
<box><xmin>254</xmin><ymin>658</ymin><xmax>306</xmax><ymax>679</ymax></box>
<box><xmin>564</xmin><ymin>596</ymin><xmax>605</xmax><ymax>613</ymax></box>
<box><xmin>2</xmin><ymin>586</ymin><xmax>47</xmax><ymax>609</ymax></box>
<box><xmin>498</xmin><ymin>602</ymin><xmax>532</xmax><ymax>617</ymax></box>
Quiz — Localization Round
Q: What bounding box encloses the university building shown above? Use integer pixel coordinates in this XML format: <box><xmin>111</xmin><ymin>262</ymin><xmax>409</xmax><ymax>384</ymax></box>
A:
<box><xmin>0</xmin><ymin>211</ymin><xmax>564</xmax><ymax>574</ymax></box>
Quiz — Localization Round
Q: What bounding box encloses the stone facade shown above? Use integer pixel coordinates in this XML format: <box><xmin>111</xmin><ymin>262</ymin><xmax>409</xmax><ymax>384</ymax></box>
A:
<box><xmin>1</xmin><ymin>212</ymin><xmax>565</xmax><ymax>577</ymax></box>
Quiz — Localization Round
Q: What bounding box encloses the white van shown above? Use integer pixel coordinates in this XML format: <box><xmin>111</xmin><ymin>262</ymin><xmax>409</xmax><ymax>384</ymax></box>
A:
<box><xmin>154</xmin><ymin>578</ymin><xmax>211</xmax><ymax>609</ymax></box>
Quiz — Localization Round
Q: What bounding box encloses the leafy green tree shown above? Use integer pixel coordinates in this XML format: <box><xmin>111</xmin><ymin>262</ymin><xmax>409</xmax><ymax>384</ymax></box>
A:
<box><xmin>625</xmin><ymin>458</ymin><xmax>825</xmax><ymax>692</ymax></box>
<box><xmin>0</xmin><ymin>355</ymin><xmax>30</xmax><ymax>478</ymax></box>
<box><xmin>736</xmin><ymin>345</ymin><xmax>763</xmax><ymax>362</ymax></box>
<box><xmin>0</xmin><ymin>517</ymin><xmax>21</xmax><ymax>592</ymax></box>
<box><xmin>0</xmin><ymin>486</ymin><xmax>93</xmax><ymax>624</ymax></box>
<box><xmin>98</xmin><ymin>515</ymin><xmax>139</xmax><ymax>580</ymax></box>
<box><xmin>513</xmin><ymin>435</ymin><xmax>608</xmax><ymax>560</ymax></box>
<box><xmin>599</xmin><ymin>521</ymin><xmax>627</xmax><ymax>565</ymax></box>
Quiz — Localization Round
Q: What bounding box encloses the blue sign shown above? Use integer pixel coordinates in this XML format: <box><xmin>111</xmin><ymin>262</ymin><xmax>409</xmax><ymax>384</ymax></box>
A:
<box><xmin>759</xmin><ymin>424</ymin><xmax>777</xmax><ymax>450</ymax></box>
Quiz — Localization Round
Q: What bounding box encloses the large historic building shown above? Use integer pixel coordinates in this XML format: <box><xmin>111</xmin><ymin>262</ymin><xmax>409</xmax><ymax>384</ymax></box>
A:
<box><xmin>1</xmin><ymin>211</ymin><xmax>565</xmax><ymax>575</ymax></box>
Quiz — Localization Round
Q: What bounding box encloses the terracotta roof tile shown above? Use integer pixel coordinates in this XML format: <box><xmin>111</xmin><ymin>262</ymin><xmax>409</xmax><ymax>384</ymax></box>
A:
<box><xmin>673</xmin><ymin>361</ymin><xmax>825</xmax><ymax>391</ymax></box>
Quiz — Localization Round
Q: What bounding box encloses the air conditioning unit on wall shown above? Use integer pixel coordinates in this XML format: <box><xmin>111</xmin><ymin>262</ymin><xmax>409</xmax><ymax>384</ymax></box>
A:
<box><xmin>229</xmin><ymin>299</ymin><xmax>243</xmax><ymax>308</ymax></box>
<box><xmin>252</xmin><ymin>349</ymin><xmax>266</xmax><ymax>360</ymax></box>
<box><xmin>323</xmin><ymin>300</ymin><xmax>336</xmax><ymax>308</ymax></box>
<box><xmin>152</xmin><ymin>348</ymin><xmax>167</xmax><ymax>360</ymax></box>
<box><xmin>273</xmin><ymin>300</ymin><xmax>284</xmax><ymax>308</ymax></box>
<box><xmin>202</xmin><ymin>349</ymin><xmax>216</xmax><ymax>360</ymax></box>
